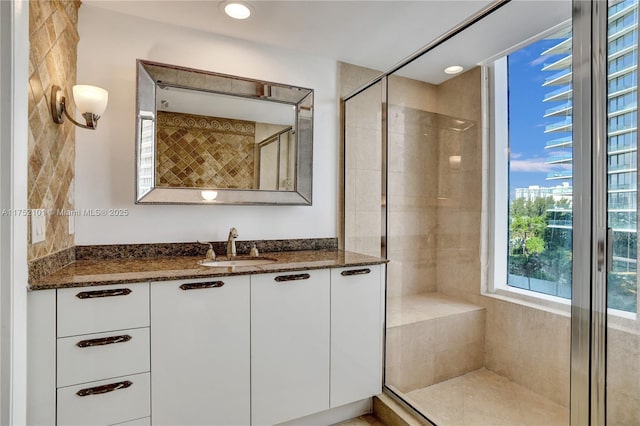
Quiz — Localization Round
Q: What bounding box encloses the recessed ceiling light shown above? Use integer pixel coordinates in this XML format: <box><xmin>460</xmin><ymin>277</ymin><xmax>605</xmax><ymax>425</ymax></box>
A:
<box><xmin>444</xmin><ymin>65</ymin><xmax>464</xmax><ymax>75</ymax></box>
<box><xmin>221</xmin><ymin>1</ymin><xmax>252</xmax><ymax>20</ymax></box>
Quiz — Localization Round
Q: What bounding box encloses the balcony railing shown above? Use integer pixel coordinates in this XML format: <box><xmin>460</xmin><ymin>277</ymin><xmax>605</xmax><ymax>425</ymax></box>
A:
<box><xmin>542</xmin><ymin>55</ymin><xmax>572</xmax><ymax>72</ymax></box>
<box><xmin>544</xmin><ymin>101</ymin><xmax>572</xmax><ymax>117</ymax></box>
<box><xmin>543</xmin><ymin>69</ymin><xmax>572</xmax><ymax>86</ymax></box>
<box><xmin>609</xmin><ymin>164</ymin><xmax>638</xmax><ymax>172</ymax></box>
<box><xmin>608</xmin><ymin>142</ymin><xmax>636</xmax><ymax>153</ymax></box>
<box><xmin>544</xmin><ymin>85</ymin><xmax>572</xmax><ymax>102</ymax></box>
<box><xmin>548</xmin><ymin>220</ymin><xmax>573</xmax><ymax>227</ymax></box>
<box><xmin>609</xmin><ymin>63</ymin><xmax>637</xmax><ymax>79</ymax></box>
<box><xmin>546</xmin><ymin>118</ymin><xmax>573</xmax><ymax>132</ymax></box>
<box><xmin>546</xmin><ymin>136</ymin><xmax>573</xmax><ymax>148</ymax></box>
<box><xmin>553</xmin><ymin>187</ymin><xmax>574</xmax><ymax>195</ymax></box>
<box><xmin>608</xmin><ymin>102</ymin><xmax>637</xmax><ymax>116</ymax></box>
<box><xmin>547</xmin><ymin>153</ymin><xmax>573</xmax><ymax>163</ymax></box>
<box><xmin>609</xmin><ymin>183</ymin><xmax>637</xmax><ymax>190</ymax></box>
<box><xmin>547</xmin><ymin>204</ymin><xmax>573</xmax><ymax>211</ymax></box>
<box><xmin>541</xmin><ymin>38</ymin><xmax>572</xmax><ymax>56</ymax></box>
<box><xmin>547</xmin><ymin>170</ymin><xmax>573</xmax><ymax>179</ymax></box>
<box><xmin>609</xmin><ymin>202</ymin><xmax>637</xmax><ymax>210</ymax></box>
<box><xmin>609</xmin><ymin>0</ymin><xmax>637</xmax><ymax>19</ymax></box>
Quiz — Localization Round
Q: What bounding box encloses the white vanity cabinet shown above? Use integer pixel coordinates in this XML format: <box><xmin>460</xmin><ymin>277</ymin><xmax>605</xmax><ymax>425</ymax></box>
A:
<box><xmin>150</xmin><ymin>276</ymin><xmax>251</xmax><ymax>426</ymax></box>
<box><xmin>27</xmin><ymin>260</ymin><xmax>385</xmax><ymax>426</ymax></box>
<box><xmin>251</xmin><ymin>269</ymin><xmax>331</xmax><ymax>425</ymax></box>
<box><xmin>55</xmin><ymin>283</ymin><xmax>151</xmax><ymax>426</ymax></box>
<box><xmin>330</xmin><ymin>265</ymin><xmax>383</xmax><ymax>408</ymax></box>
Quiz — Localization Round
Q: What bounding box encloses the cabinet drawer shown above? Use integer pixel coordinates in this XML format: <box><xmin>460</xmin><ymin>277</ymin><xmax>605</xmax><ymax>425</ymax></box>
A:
<box><xmin>57</xmin><ymin>372</ymin><xmax>150</xmax><ymax>426</ymax></box>
<box><xmin>57</xmin><ymin>283</ymin><xmax>149</xmax><ymax>337</ymax></box>
<box><xmin>57</xmin><ymin>328</ymin><xmax>150</xmax><ymax>387</ymax></box>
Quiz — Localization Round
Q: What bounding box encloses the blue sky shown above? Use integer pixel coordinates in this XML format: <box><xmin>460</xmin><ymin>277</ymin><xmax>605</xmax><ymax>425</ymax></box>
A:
<box><xmin>507</xmin><ymin>37</ymin><xmax>572</xmax><ymax>197</ymax></box>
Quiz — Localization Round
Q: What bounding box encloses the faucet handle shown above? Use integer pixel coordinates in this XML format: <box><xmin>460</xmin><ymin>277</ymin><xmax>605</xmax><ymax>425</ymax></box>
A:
<box><xmin>197</xmin><ymin>241</ymin><xmax>216</xmax><ymax>260</ymax></box>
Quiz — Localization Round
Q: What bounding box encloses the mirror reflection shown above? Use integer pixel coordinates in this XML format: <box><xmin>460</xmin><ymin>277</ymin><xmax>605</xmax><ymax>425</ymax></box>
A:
<box><xmin>135</xmin><ymin>60</ymin><xmax>313</xmax><ymax>205</ymax></box>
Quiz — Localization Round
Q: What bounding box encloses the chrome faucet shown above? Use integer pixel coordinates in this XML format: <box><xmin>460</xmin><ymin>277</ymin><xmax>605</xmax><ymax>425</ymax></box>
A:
<box><xmin>227</xmin><ymin>227</ymin><xmax>239</xmax><ymax>259</ymax></box>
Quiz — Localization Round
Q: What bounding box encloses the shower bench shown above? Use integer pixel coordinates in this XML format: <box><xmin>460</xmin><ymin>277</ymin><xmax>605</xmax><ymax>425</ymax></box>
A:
<box><xmin>385</xmin><ymin>292</ymin><xmax>485</xmax><ymax>393</ymax></box>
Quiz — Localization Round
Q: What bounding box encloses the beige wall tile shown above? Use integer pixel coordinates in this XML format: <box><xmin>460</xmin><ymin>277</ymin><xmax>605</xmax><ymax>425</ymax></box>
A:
<box><xmin>28</xmin><ymin>0</ymin><xmax>80</xmax><ymax>263</ymax></box>
<box><xmin>608</xmin><ymin>328</ymin><xmax>640</xmax><ymax>400</ymax></box>
<box><xmin>608</xmin><ymin>389</ymin><xmax>640</xmax><ymax>426</ymax></box>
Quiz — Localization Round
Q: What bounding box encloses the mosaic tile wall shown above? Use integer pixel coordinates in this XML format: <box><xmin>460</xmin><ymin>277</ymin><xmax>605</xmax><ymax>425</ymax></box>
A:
<box><xmin>156</xmin><ymin>111</ymin><xmax>256</xmax><ymax>189</ymax></box>
<box><xmin>28</xmin><ymin>0</ymin><xmax>80</xmax><ymax>262</ymax></box>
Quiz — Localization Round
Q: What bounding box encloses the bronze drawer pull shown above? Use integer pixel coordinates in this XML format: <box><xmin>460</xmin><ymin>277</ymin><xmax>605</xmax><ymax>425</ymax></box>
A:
<box><xmin>76</xmin><ymin>380</ymin><xmax>133</xmax><ymax>397</ymax></box>
<box><xmin>76</xmin><ymin>288</ymin><xmax>132</xmax><ymax>299</ymax></box>
<box><xmin>341</xmin><ymin>268</ymin><xmax>371</xmax><ymax>276</ymax></box>
<box><xmin>76</xmin><ymin>335</ymin><xmax>132</xmax><ymax>348</ymax></box>
<box><xmin>180</xmin><ymin>281</ymin><xmax>225</xmax><ymax>290</ymax></box>
<box><xmin>275</xmin><ymin>273</ymin><xmax>310</xmax><ymax>282</ymax></box>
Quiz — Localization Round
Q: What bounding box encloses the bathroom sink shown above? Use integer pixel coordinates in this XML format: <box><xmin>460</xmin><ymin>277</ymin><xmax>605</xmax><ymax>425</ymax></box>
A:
<box><xmin>198</xmin><ymin>257</ymin><xmax>277</xmax><ymax>267</ymax></box>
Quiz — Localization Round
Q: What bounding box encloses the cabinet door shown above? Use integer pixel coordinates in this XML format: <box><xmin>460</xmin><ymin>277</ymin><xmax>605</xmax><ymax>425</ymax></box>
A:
<box><xmin>251</xmin><ymin>269</ymin><xmax>330</xmax><ymax>425</ymax></box>
<box><xmin>27</xmin><ymin>290</ymin><xmax>56</xmax><ymax>426</ymax></box>
<box><xmin>330</xmin><ymin>265</ymin><xmax>383</xmax><ymax>407</ymax></box>
<box><xmin>151</xmin><ymin>277</ymin><xmax>250</xmax><ymax>426</ymax></box>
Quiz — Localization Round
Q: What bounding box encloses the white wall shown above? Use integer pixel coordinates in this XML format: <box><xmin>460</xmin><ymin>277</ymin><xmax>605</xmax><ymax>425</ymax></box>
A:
<box><xmin>75</xmin><ymin>6</ymin><xmax>339</xmax><ymax>245</ymax></box>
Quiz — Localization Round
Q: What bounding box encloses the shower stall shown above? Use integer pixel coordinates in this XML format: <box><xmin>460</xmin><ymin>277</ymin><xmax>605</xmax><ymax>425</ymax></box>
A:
<box><xmin>343</xmin><ymin>1</ymin><xmax>640</xmax><ymax>425</ymax></box>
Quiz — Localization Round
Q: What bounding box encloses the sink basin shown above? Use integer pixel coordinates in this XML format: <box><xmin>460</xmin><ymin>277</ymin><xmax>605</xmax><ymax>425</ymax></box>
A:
<box><xmin>198</xmin><ymin>257</ymin><xmax>277</xmax><ymax>267</ymax></box>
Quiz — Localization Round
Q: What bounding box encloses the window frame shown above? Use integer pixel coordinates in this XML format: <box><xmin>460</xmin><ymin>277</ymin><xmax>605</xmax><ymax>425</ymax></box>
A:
<box><xmin>484</xmin><ymin>22</ymin><xmax>640</xmax><ymax>323</ymax></box>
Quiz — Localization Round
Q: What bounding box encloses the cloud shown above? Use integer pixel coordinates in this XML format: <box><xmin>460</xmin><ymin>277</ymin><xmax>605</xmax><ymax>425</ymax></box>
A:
<box><xmin>529</xmin><ymin>55</ymin><xmax>547</xmax><ymax>67</ymax></box>
<box><xmin>510</xmin><ymin>158</ymin><xmax>571</xmax><ymax>173</ymax></box>
<box><xmin>510</xmin><ymin>152</ymin><xmax>524</xmax><ymax>159</ymax></box>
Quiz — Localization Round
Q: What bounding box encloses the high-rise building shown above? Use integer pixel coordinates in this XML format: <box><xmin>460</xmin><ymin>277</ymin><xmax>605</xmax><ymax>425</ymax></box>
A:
<box><xmin>542</xmin><ymin>0</ymin><xmax>638</xmax><ymax>280</ymax></box>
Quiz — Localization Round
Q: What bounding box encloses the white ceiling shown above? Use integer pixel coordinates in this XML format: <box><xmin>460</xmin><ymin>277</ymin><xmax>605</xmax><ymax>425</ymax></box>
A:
<box><xmin>396</xmin><ymin>0</ymin><xmax>571</xmax><ymax>84</ymax></box>
<box><xmin>82</xmin><ymin>0</ymin><xmax>495</xmax><ymax>75</ymax></box>
<box><xmin>83</xmin><ymin>0</ymin><xmax>572</xmax><ymax>86</ymax></box>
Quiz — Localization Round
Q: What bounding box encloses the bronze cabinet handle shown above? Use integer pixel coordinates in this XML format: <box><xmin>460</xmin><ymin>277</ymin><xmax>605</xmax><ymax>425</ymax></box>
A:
<box><xmin>76</xmin><ymin>380</ymin><xmax>133</xmax><ymax>397</ymax></box>
<box><xmin>76</xmin><ymin>288</ymin><xmax>132</xmax><ymax>299</ymax></box>
<box><xmin>274</xmin><ymin>273</ymin><xmax>311</xmax><ymax>282</ymax></box>
<box><xmin>340</xmin><ymin>268</ymin><xmax>371</xmax><ymax>276</ymax></box>
<box><xmin>76</xmin><ymin>335</ymin><xmax>132</xmax><ymax>348</ymax></box>
<box><xmin>179</xmin><ymin>281</ymin><xmax>225</xmax><ymax>290</ymax></box>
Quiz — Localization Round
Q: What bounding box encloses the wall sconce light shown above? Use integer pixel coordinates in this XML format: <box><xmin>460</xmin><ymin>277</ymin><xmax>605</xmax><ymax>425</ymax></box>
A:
<box><xmin>51</xmin><ymin>84</ymin><xmax>108</xmax><ymax>130</ymax></box>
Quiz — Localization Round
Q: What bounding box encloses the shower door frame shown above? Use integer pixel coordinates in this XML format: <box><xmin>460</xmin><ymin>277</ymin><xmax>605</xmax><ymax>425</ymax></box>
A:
<box><xmin>341</xmin><ymin>0</ymin><xmax>611</xmax><ymax>424</ymax></box>
<box><xmin>571</xmin><ymin>1</ymin><xmax>608</xmax><ymax>425</ymax></box>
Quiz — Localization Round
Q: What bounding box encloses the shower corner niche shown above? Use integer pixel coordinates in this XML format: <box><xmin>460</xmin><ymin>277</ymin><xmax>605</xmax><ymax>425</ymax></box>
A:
<box><xmin>135</xmin><ymin>59</ymin><xmax>314</xmax><ymax>205</ymax></box>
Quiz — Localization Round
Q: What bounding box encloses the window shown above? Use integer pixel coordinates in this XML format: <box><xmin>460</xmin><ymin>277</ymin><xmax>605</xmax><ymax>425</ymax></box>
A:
<box><xmin>491</xmin><ymin>0</ymin><xmax>638</xmax><ymax>313</ymax></box>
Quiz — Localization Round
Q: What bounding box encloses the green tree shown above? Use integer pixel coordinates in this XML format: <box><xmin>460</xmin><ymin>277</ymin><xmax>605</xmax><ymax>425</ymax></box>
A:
<box><xmin>509</xmin><ymin>196</ymin><xmax>575</xmax><ymax>296</ymax></box>
<box><xmin>509</xmin><ymin>209</ymin><xmax>547</xmax><ymax>289</ymax></box>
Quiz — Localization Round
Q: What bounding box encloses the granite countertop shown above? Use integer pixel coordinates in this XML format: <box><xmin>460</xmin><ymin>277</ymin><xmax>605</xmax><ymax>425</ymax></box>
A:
<box><xmin>30</xmin><ymin>250</ymin><xmax>388</xmax><ymax>290</ymax></box>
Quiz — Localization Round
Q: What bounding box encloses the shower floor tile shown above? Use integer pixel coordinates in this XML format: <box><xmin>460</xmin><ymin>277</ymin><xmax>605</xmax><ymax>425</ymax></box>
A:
<box><xmin>404</xmin><ymin>368</ymin><xmax>568</xmax><ymax>426</ymax></box>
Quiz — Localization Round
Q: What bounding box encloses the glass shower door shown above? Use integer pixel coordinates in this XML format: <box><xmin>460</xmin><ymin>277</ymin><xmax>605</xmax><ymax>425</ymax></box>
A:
<box><xmin>343</xmin><ymin>0</ymin><xmax>638</xmax><ymax>424</ymax></box>
<box><xmin>606</xmin><ymin>0</ymin><xmax>640</xmax><ymax>424</ymax></box>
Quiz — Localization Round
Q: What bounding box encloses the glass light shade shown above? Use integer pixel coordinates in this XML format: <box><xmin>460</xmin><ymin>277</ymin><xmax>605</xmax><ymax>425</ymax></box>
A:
<box><xmin>201</xmin><ymin>190</ymin><xmax>218</xmax><ymax>201</ymax></box>
<box><xmin>73</xmin><ymin>85</ymin><xmax>108</xmax><ymax>116</ymax></box>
